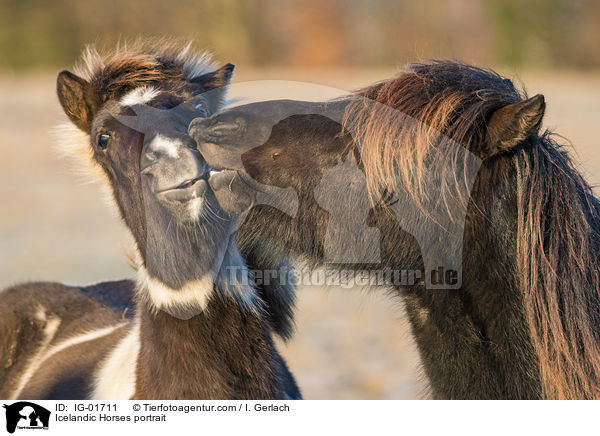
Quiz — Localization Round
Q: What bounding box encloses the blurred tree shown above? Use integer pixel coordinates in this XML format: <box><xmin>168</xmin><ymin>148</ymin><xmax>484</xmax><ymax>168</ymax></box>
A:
<box><xmin>0</xmin><ymin>0</ymin><xmax>598</xmax><ymax>70</ymax></box>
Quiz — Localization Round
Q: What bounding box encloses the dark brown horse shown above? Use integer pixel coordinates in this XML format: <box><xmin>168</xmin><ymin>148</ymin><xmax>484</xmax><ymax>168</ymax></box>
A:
<box><xmin>190</xmin><ymin>61</ymin><xmax>600</xmax><ymax>399</ymax></box>
<box><xmin>0</xmin><ymin>41</ymin><xmax>300</xmax><ymax>399</ymax></box>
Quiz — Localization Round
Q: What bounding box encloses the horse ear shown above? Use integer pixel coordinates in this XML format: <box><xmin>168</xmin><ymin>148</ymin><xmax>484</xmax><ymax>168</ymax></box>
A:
<box><xmin>485</xmin><ymin>94</ymin><xmax>545</xmax><ymax>156</ymax></box>
<box><xmin>192</xmin><ymin>63</ymin><xmax>235</xmax><ymax>89</ymax></box>
<box><xmin>56</xmin><ymin>70</ymin><xmax>98</xmax><ymax>132</ymax></box>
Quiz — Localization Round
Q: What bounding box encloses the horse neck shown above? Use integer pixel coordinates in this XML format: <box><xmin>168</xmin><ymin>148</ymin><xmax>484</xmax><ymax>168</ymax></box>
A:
<box><xmin>133</xmin><ymin>296</ymin><xmax>278</xmax><ymax>399</ymax></box>
<box><xmin>132</xmin><ymin>245</ymin><xmax>280</xmax><ymax>399</ymax></box>
<box><xmin>239</xmin><ymin>189</ymin><xmax>329</xmax><ymax>268</ymax></box>
<box><xmin>401</xmin><ymin>158</ymin><xmax>544</xmax><ymax>399</ymax></box>
<box><xmin>293</xmin><ymin>191</ymin><xmax>330</xmax><ymax>260</ymax></box>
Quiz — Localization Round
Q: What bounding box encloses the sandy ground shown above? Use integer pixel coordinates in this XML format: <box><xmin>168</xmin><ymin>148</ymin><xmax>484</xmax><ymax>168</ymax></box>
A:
<box><xmin>1</xmin><ymin>68</ymin><xmax>599</xmax><ymax>399</ymax></box>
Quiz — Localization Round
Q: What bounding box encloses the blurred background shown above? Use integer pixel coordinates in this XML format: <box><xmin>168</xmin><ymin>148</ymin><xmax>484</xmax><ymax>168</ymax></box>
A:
<box><xmin>1</xmin><ymin>0</ymin><xmax>600</xmax><ymax>70</ymax></box>
<box><xmin>1</xmin><ymin>0</ymin><xmax>599</xmax><ymax>398</ymax></box>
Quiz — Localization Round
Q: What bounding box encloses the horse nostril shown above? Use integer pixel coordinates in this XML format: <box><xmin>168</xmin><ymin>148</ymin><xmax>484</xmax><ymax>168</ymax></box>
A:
<box><xmin>210</xmin><ymin>118</ymin><xmax>245</xmax><ymax>137</ymax></box>
<box><xmin>189</xmin><ymin>116</ymin><xmax>245</xmax><ymax>142</ymax></box>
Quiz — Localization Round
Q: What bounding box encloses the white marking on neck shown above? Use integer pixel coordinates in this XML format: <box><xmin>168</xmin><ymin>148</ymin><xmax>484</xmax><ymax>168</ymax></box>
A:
<box><xmin>10</xmin><ymin>316</ymin><xmax>126</xmax><ymax>399</ymax></box>
<box><xmin>120</xmin><ymin>86</ymin><xmax>160</xmax><ymax>107</ymax></box>
<box><xmin>146</xmin><ymin>134</ymin><xmax>180</xmax><ymax>159</ymax></box>
<box><xmin>137</xmin><ymin>266</ymin><xmax>214</xmax><ymax>319</ymax></box>
<box><xmin>137</xmin><ymin>245</ymin><xmax>259</xmax><ymax>320</ymax></box>
<box><xmin>92</xmin><ymin>320</ymin><xmax>140</xmax><ymax>400</ymax></box>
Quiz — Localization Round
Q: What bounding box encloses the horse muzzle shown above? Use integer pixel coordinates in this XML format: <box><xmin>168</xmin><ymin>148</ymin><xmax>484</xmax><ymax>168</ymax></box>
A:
<box><xmin>141</xmin><ymin>134</ymin><xmax>209</xmax><ymax>204</ymax></box>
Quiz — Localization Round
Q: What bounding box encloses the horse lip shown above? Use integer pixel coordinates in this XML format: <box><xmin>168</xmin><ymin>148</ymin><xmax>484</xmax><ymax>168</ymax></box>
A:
<box><xmin>156</xmin><ymin>178</ymin><xmax>208</xmax><ymax>203</ymax></box>
<box><xmin>154</xmin><ymin>175</ymin><xmax>206</xmax><ymax>195</ymax></box>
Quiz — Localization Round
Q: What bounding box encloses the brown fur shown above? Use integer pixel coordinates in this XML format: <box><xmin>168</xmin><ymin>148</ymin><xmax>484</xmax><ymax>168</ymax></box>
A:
<box><xmin>345</xmin><ymin>61</ymin><xmax>600</xmax><ymax>399</ymax></box>
<box><xmin>73</xmin><ymin>39</ymin><xmax>217</xmax><ymax>103</ymax></box>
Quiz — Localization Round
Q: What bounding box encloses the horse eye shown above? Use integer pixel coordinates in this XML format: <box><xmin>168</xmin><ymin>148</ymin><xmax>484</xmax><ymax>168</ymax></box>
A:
<box><xmin>272</xmin><ymin>152</ymin><xmax>280</xmax><ymax>160</ymax></box>
<box><xmin>97</xmin><ymin>133</ymin><xmax>112</xmax><ymax>150</ymax></box>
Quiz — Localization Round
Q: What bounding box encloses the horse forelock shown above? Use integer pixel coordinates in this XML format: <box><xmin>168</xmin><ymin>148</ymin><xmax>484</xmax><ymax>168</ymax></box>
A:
<box><xmin>74</xmin><ymin>39</ymin><xmax>217</xmax><ymax>103</ymax></box>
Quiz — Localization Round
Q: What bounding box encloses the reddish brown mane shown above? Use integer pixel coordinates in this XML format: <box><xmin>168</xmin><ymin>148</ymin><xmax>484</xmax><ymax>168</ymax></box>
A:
<box><xmin>75</xmin><ymin>39</ymin><xmax>216</xmax><ymax>103</ymax></box>
<box><xmin>344</xmin><ymin>61</ymin><xmax>521</xmax><ymax>201</ymax></box>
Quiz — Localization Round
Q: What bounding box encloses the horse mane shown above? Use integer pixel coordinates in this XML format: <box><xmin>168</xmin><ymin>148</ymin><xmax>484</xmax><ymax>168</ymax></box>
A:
<box><xmin>344</xmin><ymin>61</ymin><xmax>521</xmax><ymax>201</ymax></box>
<box><xmin>516</xmin><ymin>133</ymin><xmax>600</xmax><ymax>398</ymax></box>
<box><xmin>345</xmin><ymin>60</ymin><xmax>600</xmax><ymax>398</ymax></box>
<box><xmin>74</xmin><ymin>38</ymin><xmax>217</xmax><ymax>102</ymax></box>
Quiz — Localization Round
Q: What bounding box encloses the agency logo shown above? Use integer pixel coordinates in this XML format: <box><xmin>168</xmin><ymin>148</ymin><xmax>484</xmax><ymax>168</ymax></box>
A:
<box><xmin>2</xmin><ymin>402</ymin><xmax>50</xmax><ymax>434</ymax></box>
